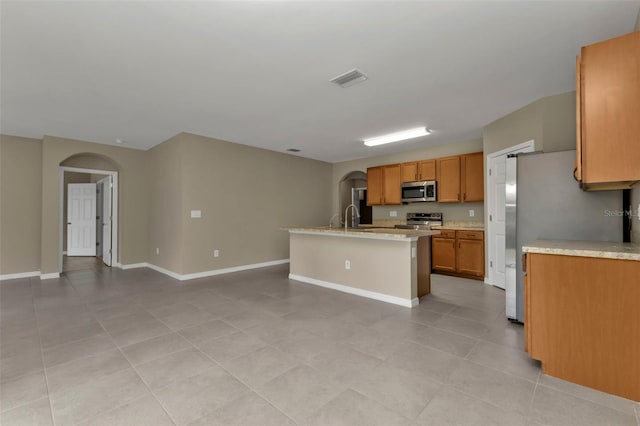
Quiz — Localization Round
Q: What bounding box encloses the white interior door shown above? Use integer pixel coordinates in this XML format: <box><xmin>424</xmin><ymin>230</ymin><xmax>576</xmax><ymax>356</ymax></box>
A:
<box><xmin>67</xmin><ymin>183</ymin><xmax>97</xmax><ymax>256</ymax></box>
<box><xmin>487</xmin><ymin>141</ymin><xmax>535</xmax><ymax>289</ymax></box>
<box><xmin>98</xmin><ymin>176</ymin><xmax>113</xmax><ymax>266</ymax></box>
<box><xmin>489</xmin><ymin>157</ymin><xmax>507</xmax><ymax>289</ymax></box>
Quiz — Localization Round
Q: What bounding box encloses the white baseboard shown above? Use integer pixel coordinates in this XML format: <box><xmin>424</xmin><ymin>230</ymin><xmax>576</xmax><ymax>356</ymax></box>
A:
<box><xmin>146</xmin><ymin>264</ymin><xmax>182</xmax><ymax>280</ymax></box>
<box><xmin>119</xmin><ymin>262</ymin><xmax>149</xmax><ymax>270</ymax></box>
<box><xmin>120</xmin><ymin>259</ymin><xmax>290</xmax><ymax>281</ymax></box>
<box><xmin>40</xmin><ymin>272</ymin><xmax>60</xmax><ymax>280</ymax></box>
<box><xmin>0</xmin><ymin>271</ymin><xmax>41</xmax><ymax>281</ymax></box>
<box><xmin>484</xmin><ymin>277</ymin><xmax>492</xmax><ymax>285</ymax></box>
<box><xmin>289</xmin><ymin>273</ymin><xmax>418</xmax><ymax>308</ymax></box>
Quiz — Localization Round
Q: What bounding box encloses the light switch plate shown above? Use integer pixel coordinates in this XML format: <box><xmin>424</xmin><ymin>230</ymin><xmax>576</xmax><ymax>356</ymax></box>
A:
<box><xmin>469</xmin><ymin>209</ymin><xmax>475</xmax><ymax>217</ymax></box>
<box><xmin>191</xmin><ymin>210</ymin><xmax>202</xmax><ymax>218</ymax></box>
<box><xmin>390</xmin><ymin>211</ymin><xmax>398</xmax><ymax>217</ymax></box>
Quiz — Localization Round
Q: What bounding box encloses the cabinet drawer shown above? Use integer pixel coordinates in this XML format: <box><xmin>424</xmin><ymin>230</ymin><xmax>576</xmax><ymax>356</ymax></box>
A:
<box><xmin>436</xmin><ymin>229</ymin><xmax>456</xmax><ymax>239</ymax></box>
<box><xmin>456</xmin><ymin>230</ymin><xmax>483</xmax><ymax>240</ymax></box>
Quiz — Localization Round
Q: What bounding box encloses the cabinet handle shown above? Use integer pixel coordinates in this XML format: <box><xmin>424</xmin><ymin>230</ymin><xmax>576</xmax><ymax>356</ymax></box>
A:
<box><xmin>457</xmin><ymin>193</ymin><xmax>460</xmax><ymax>201</ymax></box>
<box><xmin>463</xmin><ymin>193</ymin><xmax>466</xmax><ymax>201</ymax></box>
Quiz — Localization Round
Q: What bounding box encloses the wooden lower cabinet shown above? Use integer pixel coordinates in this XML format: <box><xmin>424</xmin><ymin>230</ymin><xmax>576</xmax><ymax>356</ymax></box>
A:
<box><xmin>432</xmin><ymin>230</ymin><xmax>484</xmax><ymax>279</ymax></box>
<box><xmin>432</xmin><ymin>237</ymin><xmax>456</xmax><ymax>272</ymax></box>
<box><xmin>524</xmin><ymin>253</ymin><xmax>640</xmax><ymax>402</ymax></box>
<box><xmin>456</xmin><ymin>238</ymin><xmax>484</xmax><ymax>276</ymax></box>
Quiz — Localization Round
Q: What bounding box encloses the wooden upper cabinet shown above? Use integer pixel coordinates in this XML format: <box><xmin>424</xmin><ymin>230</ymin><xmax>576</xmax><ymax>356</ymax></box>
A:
<box><xmin>383</xmin><ymin>164</ymin><xmax>402</xmax><ymax>205</ymax></box>
<box><xmin>461</xmin><ymin>153</ymin><xmax>484</xmax><ymax>202</ymax></box>
<box><xmin>366</xmin><ymin>166</ymin><xmax>384</xmax><ymax>206</ymax></box>
<box><xmin>401</xmin><ymin>159</ymin><xmax>436</xmax><ymax>183</ymax></box>
<box><xmin>578</xmin><ymin>31</ymin><xmax>640</xmax><ymax>189</ymax></box>
<box><xmin>400</xmin><ymin>162</ymin><xmax>418</xmax><ymax>183</ymax></box>
<box><xmin>366</xmin><ymin>164</ymin><xmax>401</xmax><ymax>206</ymax></box>
<box><xmin>437</xmin><ymin>156</ymin><xmax>461</xmax><ymax>202</ymax></box>
<box><xmin>418</xmin><ymin>160</ymin><xmax>436</xmax><ymax>181</ymax></box>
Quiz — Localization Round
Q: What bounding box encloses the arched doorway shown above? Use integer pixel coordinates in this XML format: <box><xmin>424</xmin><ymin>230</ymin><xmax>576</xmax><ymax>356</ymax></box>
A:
<box><xmin>59</xmin><ymin>153</ymin><xmax>119</xmax><ymax>273</ymax></box>
<box><xmin>338</xmin><ymin>170</ymin><xmax>372</xmax><ymax>227</ymax></box>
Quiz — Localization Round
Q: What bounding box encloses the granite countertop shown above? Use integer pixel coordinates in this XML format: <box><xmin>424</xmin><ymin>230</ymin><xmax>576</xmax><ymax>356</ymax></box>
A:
<box><xmin>283</xmin><ymin>226</ymin><xmax>440</xmax><ymax>241</ymax></box>
<box><xmin>431</xmin><ymin>221</ymin><xmax>485</xmax><ymax>231</ymax></box>
<box><xmin>522</xmin><ymin>240</ymin><xmax>640</xmax><ymax>261</ymax></box>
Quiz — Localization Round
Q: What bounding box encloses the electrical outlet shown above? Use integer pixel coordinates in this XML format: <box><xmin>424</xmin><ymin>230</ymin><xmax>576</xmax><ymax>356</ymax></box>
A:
<box><xmin>345</xmin><ymin>260</ymin><xmax>351</xmax><ymax>270</ymax></box>
<box><xmin>469</xmin><ymin>209</ymin><xmax>475</xmax><ymax>217</ymax></box>
<box><xmin>214</xmin><ymin>250</ymin><xmax>220</xmax><ymax>258</ymax></box>
<box><xmin>191</xmin><ymin>210</ymin><xmax>202</xmax><ymax>218</ymax></box>
<box><xmin>389</xmin><ymin>211</ymin><xmax>398</xmax><ymax>217</ymax></box>
<box><xmin>156</xmin><ymin>247</ymin><xmax>159</xmax><ymax>255</ymax></box>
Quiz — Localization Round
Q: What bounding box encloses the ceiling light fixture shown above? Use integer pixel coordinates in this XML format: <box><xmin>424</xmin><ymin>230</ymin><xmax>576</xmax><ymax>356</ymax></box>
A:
<box><xmin>363</xmin><ymin>127</ymin><xmax>431</xmax><ymax>147</ymax></box>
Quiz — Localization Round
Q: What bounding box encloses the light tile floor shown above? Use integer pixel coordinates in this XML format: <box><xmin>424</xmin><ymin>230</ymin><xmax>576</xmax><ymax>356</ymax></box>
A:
<box><xmin>1</xmin><ymin>265</ymin><xmax>638</xmax><ymax>425</ymax></box>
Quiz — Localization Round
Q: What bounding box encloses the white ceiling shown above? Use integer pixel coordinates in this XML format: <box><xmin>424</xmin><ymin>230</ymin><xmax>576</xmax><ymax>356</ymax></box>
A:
<box><xmin>1</xmin><ymin>1</ymin><xmax>638</xmax><ymax>163</ymax></box>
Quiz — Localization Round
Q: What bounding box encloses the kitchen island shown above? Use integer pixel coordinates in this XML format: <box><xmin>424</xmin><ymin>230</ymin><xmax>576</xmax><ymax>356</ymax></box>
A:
<box><xmin>523</xmin><ymin>239</ymin><xmax>640</xmax><ymax>402</ymax></box>
<box><xmin>284</xmin><ymin>227</ymin><xmax>439</xmax><ymax>307</ymax></box>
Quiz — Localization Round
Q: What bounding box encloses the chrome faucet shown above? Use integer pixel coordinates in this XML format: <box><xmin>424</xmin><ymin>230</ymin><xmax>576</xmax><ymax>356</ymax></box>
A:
<box><xmin>329</xmin><ymin>213</ymin><xmax>340</xmax><ymax>228</ymax></box>
<box><xmin>344</xmin><ymin>203</ymin><xmax>360</xmax><ymax>230</ymax></box>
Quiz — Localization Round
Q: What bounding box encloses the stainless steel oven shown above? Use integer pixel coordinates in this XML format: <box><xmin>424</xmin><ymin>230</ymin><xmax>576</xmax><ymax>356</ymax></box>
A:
<box><xmin>401</xmin><ymin>180</ymin><xmax>436</xmax><ymax>203</ymax></box>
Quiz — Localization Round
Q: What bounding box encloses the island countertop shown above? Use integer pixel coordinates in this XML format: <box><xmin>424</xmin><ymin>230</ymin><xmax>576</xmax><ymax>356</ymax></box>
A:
<box><xmin>522</xmin><ymin>240</ymin><xmax>640</xmax><ymax>261</ymax></box>
<box><xmin>283</xmin><ymin>226</ymin><xmax>440</xmax><ymax>241</ymax></box>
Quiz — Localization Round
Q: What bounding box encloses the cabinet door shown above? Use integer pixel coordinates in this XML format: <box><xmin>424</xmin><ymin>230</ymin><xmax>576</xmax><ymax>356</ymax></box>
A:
<box><xmin>575</xmin><ymin>55</ymin><xmax>583</xmax><ymax>183</ymax></box>
<box><xmin>400</xmin><ymin>162</ymin><xmax>418</xmax><ymax>183</ymax></box>
<box><xmin>418</xmin><ymin>160</ymin><xmax>436</xmax><ymax>181</ymax></box>
<box><xmin>432</xmin><ymin>237</ymin><xmax>456</xmax><ymax>272</ymax></box>
<box><xmin>461</xmin><ymin>153</ymin><xmax>484</xmax><ymax>202</ymax></box>
<box><xmin>456</xmin><ymin>238</ymin><xmax>484</xmax><ymax>277</ymax></box>
<box><xmin>366</xmin><ymin>167</ymin><xmax>384</xmax><ymax>206</ymax></box>
<box><xmin>436</xmin><ymin>156</ymin><xmax>461</xmax><ymax>202</ymax></box>
<box><xmin>383</xmin><ymin>164</ymin><xmax>402</xmax><ymax>205</ymax></box>
<box><xmin>581</xmin><ymin>31</ymin><xmax>640</xmax><ymax>184</ymax></box>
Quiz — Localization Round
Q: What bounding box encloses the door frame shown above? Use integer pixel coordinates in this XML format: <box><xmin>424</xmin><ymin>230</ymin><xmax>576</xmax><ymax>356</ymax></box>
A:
<box><xmin>485</xmin><ymin>140</ymin><xmax>535</xmax><ymax>287</ymax></box>
<box><xmin>58</xmin><ymin>167</ymin><xmax>119</xmax><ymax>272</ymax></box>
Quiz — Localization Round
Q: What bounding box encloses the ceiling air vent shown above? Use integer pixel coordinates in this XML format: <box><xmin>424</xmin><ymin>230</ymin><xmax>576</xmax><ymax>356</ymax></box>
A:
<box><xmin>330</xmin><ymin>69</ymin><xmax>368</xmax><ymax>88</ymax></box>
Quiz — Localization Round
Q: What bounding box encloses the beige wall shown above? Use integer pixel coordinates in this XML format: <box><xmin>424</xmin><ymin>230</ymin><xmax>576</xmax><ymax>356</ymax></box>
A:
<box><xmin>483</xmin><ymin>91</ymin><xmax>575</xmax><ymax>156</ymax></box>
<box><xmin>150</xmin><ymin>133</ymin><xmax>333</xmax><ymax>275</ymax></box>
<box><xmin>40</xmin><ymin>136</ymin><xmax>151</xmax><ymax>273</ymax></box>
<box><xmin>331</xmin><ymin>139</ymin><xmax>485</xmax><ymax>224</ymax></box>
<box><xmin>0</xmin><ymin>135</ymin><xmax>43</xmax><ymax>274</ymax></box>
<box><xmin>148</xmin><ymin>136</ymin><xmax>186</xmax><ymax>273</ymax></box>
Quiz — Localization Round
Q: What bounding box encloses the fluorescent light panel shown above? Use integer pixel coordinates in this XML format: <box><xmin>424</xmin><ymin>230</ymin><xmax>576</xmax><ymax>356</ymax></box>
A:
<box><xmin>363</xmin><ymin>127</ymin><xmax>431</xmax><ymax>147</ymax></box>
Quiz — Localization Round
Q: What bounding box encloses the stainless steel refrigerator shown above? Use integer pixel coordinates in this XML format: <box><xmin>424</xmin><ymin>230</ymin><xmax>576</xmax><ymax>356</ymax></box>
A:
<box><xmin>505</xmin><ymin>150</ymin><xmax>622</xmax><ymax>322</ymax></box>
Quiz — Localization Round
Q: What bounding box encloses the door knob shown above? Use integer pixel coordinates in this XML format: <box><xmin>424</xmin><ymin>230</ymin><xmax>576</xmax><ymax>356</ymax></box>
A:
<box><xmin>67</xmin><ymin>222</ymin><xmax>72</xmax><ymax>225</ymax></box>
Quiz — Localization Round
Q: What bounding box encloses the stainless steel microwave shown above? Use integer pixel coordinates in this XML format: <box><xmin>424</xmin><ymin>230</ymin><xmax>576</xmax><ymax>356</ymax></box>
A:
<box><xmin>401</xmin><ymin>180</ymin><xmax>437</xmax><ymax>203</ymax></box>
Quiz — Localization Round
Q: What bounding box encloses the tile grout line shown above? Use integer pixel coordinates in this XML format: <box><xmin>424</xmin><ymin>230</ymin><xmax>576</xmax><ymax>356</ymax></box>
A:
<box><xmin>185</xmin><ymin>339</ymin><xmax>302</xmax><ymax>425</ymax></box>
<box><xmin>31</xmin><ymin>275</ymin><xmax>64</xmax><ymax>426</ymax></box>
<box><xmin>526</xmin><ymin>369</ymin><xmax>541</xmax><ymax>424</ymax></box>
<box><xmin>81</xmin><ymin>303</ymin><xmax>180</xmax><ymax>426</ymax></box>
<box><xmin>62</xmin><ymin>273</ymin><xmax>183</xmax><ymax>425</ymax></box>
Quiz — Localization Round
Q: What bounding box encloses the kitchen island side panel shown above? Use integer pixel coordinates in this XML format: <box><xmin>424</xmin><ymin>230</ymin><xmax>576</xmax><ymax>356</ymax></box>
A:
<box><xmin>289</xmin><ymin>233</ymin><xmax>416</xmax><ymax>301</ymax></box>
